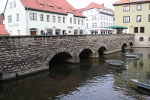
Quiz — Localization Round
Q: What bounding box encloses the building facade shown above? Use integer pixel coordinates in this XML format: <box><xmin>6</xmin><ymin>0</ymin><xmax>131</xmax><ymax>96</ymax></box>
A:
<box><xmin>4</xmin><ymin>0</ymin><xmax>85</xmax><ymax>36</ymax></box>
<box><xmin>113</xmin><ymin>0</ymin><xmax>150</xmax><ymax>47</ymax></box>
<box><xmin>82</xmin><ymin>2</ymin><xmax>114</xmax><ymax>34</ymax></box>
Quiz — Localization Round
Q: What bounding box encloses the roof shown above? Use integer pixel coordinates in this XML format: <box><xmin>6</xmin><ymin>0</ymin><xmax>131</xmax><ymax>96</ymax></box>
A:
<box><xmin>83</xmin><ymin>2</ymin><xmax>114</xmax><ymax>15</ymax></box>
<box><xmin>113</xmin><ymin>0</ymin><xmax>150</xmax><ymax>6</ymax></box>
<box><xmin>20</xmin><ymin>0</ymin><xmax>85</xmax><ymax>18</ymax></box>
<box><xmin>0</xmin><ymin>25</ymin><xmax>8</xmax><ymax>36</ymax></box>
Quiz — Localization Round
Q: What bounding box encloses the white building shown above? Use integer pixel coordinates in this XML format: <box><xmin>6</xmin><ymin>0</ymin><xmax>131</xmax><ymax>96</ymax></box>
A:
<box><xmin>4</xmin><ymin>0</ymin><xmax>85</xmax><ymax>36</ymax></box>
<box><xmin>82</xmin><ymin>2</ymin><xmax>114</xmax><ymax>34</ymax></box>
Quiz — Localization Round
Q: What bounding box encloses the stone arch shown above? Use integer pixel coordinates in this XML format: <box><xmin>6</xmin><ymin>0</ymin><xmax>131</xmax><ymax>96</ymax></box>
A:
<box><xmin>49</xmin><ymin>52</ymin><xmax>73</xmax><ymax>65</ymax></box>
<box><xmin>79</xmin><ymin>49</ymin><xmax>93</xmax><ymax>58</ymax></box>
<box><xmin>122</xmin><ymin>43</ymin><xmax>128</xmax><ymax>50</ymax></box>
<box><xmin>98</xmin><ymin>46</ymin><xmax>107</xmax><ymax>55</ymax></box>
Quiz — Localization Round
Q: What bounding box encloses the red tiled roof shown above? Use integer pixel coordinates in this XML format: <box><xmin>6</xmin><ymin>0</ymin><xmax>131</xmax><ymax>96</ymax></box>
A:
<box><xmin>0</xmin><ymin>14</ymin><xmax>3</xmax><ymax>25</ymax></box>
<box><xmin>20</xmin><ymin>0</ymin><xmax>85</xmax><ymax>17</ymax></box>
<box><xmin>113</xmin><ymin>0</ymin><xmax>150</xmax><ymax>5</ymax></box>
<box><xmin>84</xmin><ymin>2</ymin><xmax>114</xmax><ymax>15</ymax></box>
<box><xmin>85</xmin><ymin>2</ymin><xmax>103</xmax><ymax>10</ymax></box>
<box><xmin>0</xmin><ymin>25</ymin><xmax>8</xmax><ymax>36</ymax></box>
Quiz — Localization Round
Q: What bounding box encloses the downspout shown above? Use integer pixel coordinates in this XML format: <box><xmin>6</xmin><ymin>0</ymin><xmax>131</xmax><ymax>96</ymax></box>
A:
<box><xmin>26</xmin><ymin>8</ymin><xmax>29</xmax><ymax>35</ymax></box>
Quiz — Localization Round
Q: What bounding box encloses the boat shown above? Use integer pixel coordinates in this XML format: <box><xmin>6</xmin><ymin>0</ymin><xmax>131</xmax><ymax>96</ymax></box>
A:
<box><xmin>125</xmin><ymin>54</ymin><xmax>139</xmax><ymax>58</ymax></box>
<box><xmin>124</xmin><ymin>52</ymin><xmax>140</xmax><ymax>58</ymax></box>
<box><xmin>105</xmin><ymin>60</ymin><xmax>124</xmax><ymax>66</ymax></box>
<box><xmin>131</xmin><ymin>79</ymin><xmax>150</xmax><ymax>90</ymax></box>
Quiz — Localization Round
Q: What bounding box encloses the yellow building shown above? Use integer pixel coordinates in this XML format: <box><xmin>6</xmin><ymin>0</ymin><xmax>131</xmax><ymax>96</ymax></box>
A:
<box><xmin>113</xmin><ymin>0</ymin><xmax>150</xmax><ymax>47</ymax></box>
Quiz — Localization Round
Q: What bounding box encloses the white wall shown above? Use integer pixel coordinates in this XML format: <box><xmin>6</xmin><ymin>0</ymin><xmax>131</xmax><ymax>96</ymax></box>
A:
<box><xmin>5</xmin><ymin>0</ymin><xmax>26</xmax><ymax>36</ymax></box>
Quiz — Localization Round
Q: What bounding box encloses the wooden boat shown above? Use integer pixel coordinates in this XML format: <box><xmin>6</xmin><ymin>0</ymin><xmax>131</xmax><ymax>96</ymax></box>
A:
<box><xmin>131</xmin><ymin>79</ymin><xmax>150</xmax><ymax>90</ymax></box>
<box><xmin>124</xmin><ymin>52</ymin><xmax>140</xmax><ymax>58</ymax></box>
<box><xmin>105</xmin><ymin>60</ymin><xmax>124</xmax><ymax>66</ymax></box>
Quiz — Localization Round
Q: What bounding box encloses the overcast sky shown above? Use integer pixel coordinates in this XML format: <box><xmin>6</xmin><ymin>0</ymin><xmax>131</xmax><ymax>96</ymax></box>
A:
<box><xmin>0</xmin><ymin>0</ymin><xmax>119</xmax><ymax>13</ymax></box>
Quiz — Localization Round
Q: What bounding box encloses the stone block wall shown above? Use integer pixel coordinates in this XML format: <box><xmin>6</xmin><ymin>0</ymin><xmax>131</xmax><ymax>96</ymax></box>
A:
<box><xmin>0</xmin><ymin>34</ymin><xmax>134</xmax><ymax>80</ymax></box>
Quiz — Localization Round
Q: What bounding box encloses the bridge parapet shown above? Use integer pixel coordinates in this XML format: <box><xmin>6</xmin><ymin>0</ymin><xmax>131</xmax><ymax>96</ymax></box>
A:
<box><xmin>0</xmin><ymin>34</ymin><xmax>134</xmax><ymax>80</ymax></box>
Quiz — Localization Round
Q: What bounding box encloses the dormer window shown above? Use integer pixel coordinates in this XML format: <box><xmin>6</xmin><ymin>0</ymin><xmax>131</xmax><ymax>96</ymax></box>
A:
<box><xmin>50</xmin><ymin>6</ymin><xmax>53</xmax><ymax>9</ymax></box>
<box><xmin>54</xmin><ymin>3</ymin><xmax>61</xmax><ymax>10</ymax></box>
<box><xmin>40</xmin><ymin>4</ymin><xmax>43</xmax><ymax>7</ymax></box>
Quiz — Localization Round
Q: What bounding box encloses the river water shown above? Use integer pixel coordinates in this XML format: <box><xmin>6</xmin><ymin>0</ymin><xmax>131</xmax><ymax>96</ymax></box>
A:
<box><xmin>0</xmin><ymin>48</ymin><xmax>150</xmax><ymax>100</ymax></box>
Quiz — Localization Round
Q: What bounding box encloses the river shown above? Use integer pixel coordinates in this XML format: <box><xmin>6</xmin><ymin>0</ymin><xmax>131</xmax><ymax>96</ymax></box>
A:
<box><xmin>0</xmin><ymin>48</ymin><xmax>150</xmax><ymax>100</ymax></box>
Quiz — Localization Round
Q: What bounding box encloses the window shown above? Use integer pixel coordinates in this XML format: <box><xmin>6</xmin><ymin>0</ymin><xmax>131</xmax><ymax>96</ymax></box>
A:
<box><xmin>74</xmin><ymin>18</ymin><xmax>76</xmax><ymax>24</ymax></box>
<box><xmin>134</xmin><ymin>27</ymin><xmax>138</xmax><ymax>33</ymax></box>
<box><xmin>70</xmin><ymin>17</ymin><xmax>72</xmax><ymax>23</ymax></box>
<box><xmin>82</xmin><ymin>19</ymin><xmax>83</xmax><ymax>25</ymax></box>
<box><xmin>13</xmin><ymin>1</ymin><xmax>16</xmax><ymax>8</ymax></box>
<box><xmin>40</xmin><ymin>14</ymin><xmax>44</xmax><ymax>21</ymax></box>
<box><xmin>86</xmin><ymin>11</ymin><xmax>88</xmax><ymax>14</ymax></box>
<box><xmin>92</xmin><ymin>23</ymin><xmax>94</xmax><ymax>27</ymax></box>
<box><xmin>140</xmin><ymin>27</ymin><xmax>144</xmax><ymax>33</ymax></box>
<box><xmin>137</xmin><ymin>5</ymin><xmax>141</xmax><ymax>11</ymax></box>
<box><xmin>148</xmin><ymin>15</ymin><xmax>150</xmax><ymax>22</ymax></box>
<box><xmin>123</xmin><ymin>6</ymin><xmax>130</xmax><ymax>11</ymax></box>
<box><xmin>8</xmin><ymin>15</ymin><xmax>12</xmax><ymax>23</ymax></box>
<box><xmin>52</xmin><ymin>16</ymin><xmax>55</xmax><ymax>23</ymax></box>
<box><xmin>149</xmin><ymin>37</ymin><xmax>150</xmax><ymax>41</ymax></box>
<box><xmin>16</xmin><ymin>13</ymin><xmax>19</xmax><ymax>21</ymax></box>
<box><xmin>30</xmin><ymin>28</ymin><xmax>37</xmax><ymax>35</ymax></box>
<box><xmin>91</xmin><ymin>9</ymin><xmax>92</xmax><ymax>14</ymax></box>
<box><xmin>78</xmin><ymin>19</ymin><xmax>80</xmax><ymax>25</ymax></box>
<box><xmin>123</xmin><ymin>16</ymin><xmax>130</xmax><ymax>23</ymax></box>
<box><xmin>86</xmin><ymin>23</ymin><xmax>88</xmax><ymax>28</ymax></box>
<box><xmin>92</xmin><ymin>16</ymin><xmax>94</xmax><ymax>20</ymax></box>
<box><xmin>137</xmin><ymin>15</ymin><xmax>141</xmax><ymax>22</ymax></box>
<box><xmin>10</xmin><ymin>2</ymin><xmax>12</xmax><ymax>8</ymax></box>
<box><xmin>95</xmin><ymin>23</ymin><xmax>97</xmax><ymax>27</ymax></box>
<box><xmin>30</xmin><ymin>13</ymin><xmax>37</xmax><ymax>20</ymax></box>
<box><xmin>47</xmin><ymin>15</ymin><xmax>50</xmax><ymax>22</ymax></box>
<box><xmin>58</xmin><ymin>16</ymin><xmax>61</xmax><ymax>23</ymax></box>
<box><xmin>63</xmin><ymin>17</ymin><xmax>65</xmax><ymax>23</ymax></box>
<box><xmin>140</xmin><ymin>37</ymin><xmax>144</xmax><ymax>41</ymax></box>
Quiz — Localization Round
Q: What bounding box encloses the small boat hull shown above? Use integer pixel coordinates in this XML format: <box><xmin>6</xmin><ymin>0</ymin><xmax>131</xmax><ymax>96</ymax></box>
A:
<box><xmin>131</xmin><ymin>79</ymin><xmax>150</xmax><ymax>90</ymax></box>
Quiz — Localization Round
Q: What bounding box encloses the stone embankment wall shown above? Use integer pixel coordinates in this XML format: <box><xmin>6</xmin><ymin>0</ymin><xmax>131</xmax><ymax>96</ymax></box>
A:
<box><xmin>0</xmin><ymin>34</ymin><xmax>134</xmax><ymax>80</ymax></box>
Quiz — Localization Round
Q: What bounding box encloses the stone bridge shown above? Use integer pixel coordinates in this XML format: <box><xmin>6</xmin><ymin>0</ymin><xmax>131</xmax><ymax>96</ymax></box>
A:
<box><xmin>0</xmin><ymin>34</ymin><xmax>134</xmax><ymax>80</ymax></box>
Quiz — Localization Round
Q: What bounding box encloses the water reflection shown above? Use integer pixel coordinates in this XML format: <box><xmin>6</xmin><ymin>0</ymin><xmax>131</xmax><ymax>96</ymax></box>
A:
<box><xmin>0</xmin><ymin>48</ymin><xmax>150</xmax><ymax>100</ymax></box>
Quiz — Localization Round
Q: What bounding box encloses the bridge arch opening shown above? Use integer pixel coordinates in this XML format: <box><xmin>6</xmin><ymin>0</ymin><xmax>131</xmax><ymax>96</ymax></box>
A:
<box><xmin>98</xmin><ymin>47</ymin><xmax>107</xmax><ymax>55</ymax></box>
<box><xmin>49</xmin><ymin>52</ymin><xmax>72</xmax><ymax>65</ymax></box>
<box><xmin>79</xmin><ymin>49</ymin><xmax>93</xmax><ymax>58</ymax></box>
<box><xmin>130</xmin><ymin>42</ymin><xmax>133</xmax><ymax>46</ymax></box>
<box><xmin>122</xmin><ymin>43</ymin><xmax>127</xmax><ymax>50</ymax></box>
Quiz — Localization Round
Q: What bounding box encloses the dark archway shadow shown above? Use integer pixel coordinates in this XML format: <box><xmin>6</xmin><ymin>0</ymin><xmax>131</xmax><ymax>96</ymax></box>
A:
<box><xmin>122</xmin><ymin>43</ymin><xmax>127</xmax><ymax>50</ymax></box>
<box><xmin>49</xmin><ymin>52</ymin><xmax>72</xmax><ymax>66</ymax></box>
<box><xmin>130</xmin><ymin>42</ymin><xmax>133</xmax><ymax>46</ymax></box>
<box><xmin>79</xmin><ymin>49</ymin><xmax>93</xmax><ymax>58</ymax></box>
<box><xmin>98</xmin><ymin>46</ymin><xmax>107</xmax><ymax>56</ymax></box>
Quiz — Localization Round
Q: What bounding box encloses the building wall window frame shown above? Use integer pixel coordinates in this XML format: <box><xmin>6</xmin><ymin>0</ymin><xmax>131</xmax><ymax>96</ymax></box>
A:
<box><xmin>137</xmin><ymin>15</ymin><xmax>141</xmax><ymax>22</ymax></box>
<box><xmin>82</xmin><ymin>19</ymin><xmax>83</xmax><ymax>25</ymax></box>
<box><xmin>40</xmin><ymin>14</ymin><xmax>44</xmax><ymax>21</ymax></box>
<box><xmin>52</xmin><ymin>16</ymin><xmax>55</xmax><ymax>23</ymax></box>
<box><xmin>10</xmin><ymin>2</ymin><xmax>12</xmax><ymax>8</ymax></box>
<box><xmin>47</xmin><ymin>15</ymin><xmax>50</xmax><ymax>22</ymax></box>
<box><xmin>13</xmin><ymin>1</ymin><xmax>16</xmax><ymax>8</ymax></box>
<box><xmin>63</xmin><ymin>17</ymin><xmax>65</xmax><ymax>23</ymax></box>
<box><xmin>134</xmin><ymin>27</ymin><xmax>138</xmax><ymax>33</ymax></box>
<box><xmin>123</xmin><ymin>6</ymin><xmax>130</xmax><ymax>11</ymax></box>
<box><xmin>78</xmin><ymin>19</ymin><xmax>80</xmax><ymax>25</ymax></box>
<box><xmin>139</xmin><ymin>37</ymin><xmax>144</xmax><ymax>41</ymax></box>
<box><xmin>123</xmin><ymin>16</ymin><xmax>130</xmax><ymax>23</ymax></box>
<box><xmin>70</xmin><ymin>17</ymin><xmax>72</xmax><ymax>24</ymax></box>
<box><xmin>30</xmin><ymin>13</ymin><xmax>37</xmax><ymax>20</ymax></box>
<box><xmin>149</xmin><ymin>37</ymin><xmax>150</xmax><ymax>41</ymax></box>
<box><xmin>148</xmin><ymin>14</ymin><xmax>150</xmax><ymax>22</ymax></box>
<box><xmin>86</xmin><ymin>23</ymin><xmax>88</xmax><ymax>28</ymax></box>
<box><xmin>8</xmin><ymin>15</ymin><xmax>12</xmax><ymax>23</ymax></box>
<box><xmin>140</xmin><ymin>27</ymin><xmax>144</xmax><ymax>33</ymax></box>
<box><xmin>137</xmin><ymin>5</ymin><xmax>141</xmax><ymax>11</ymax></box>
<box><xmin>74</xmin><ymin>18</ymin><xmax>76</xmax><ymax>24</ymax></box>
<box><xmin>16</xmin><ymin>13</ymin><xmax>19</xmax><ymax>21</ymax></box>
<box><xmin>58</xmin><ymin>16</ymin><xmax>61</xmax><ymax>23</ymax></box>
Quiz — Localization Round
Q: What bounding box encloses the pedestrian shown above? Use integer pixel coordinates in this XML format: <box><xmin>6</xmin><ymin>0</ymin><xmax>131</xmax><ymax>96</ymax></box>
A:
<box><xmin>43</xmin><ymin>31</ymin><xmax>45</xmax><ymax>35</ymax></box>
